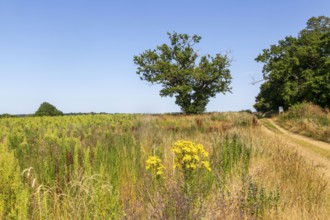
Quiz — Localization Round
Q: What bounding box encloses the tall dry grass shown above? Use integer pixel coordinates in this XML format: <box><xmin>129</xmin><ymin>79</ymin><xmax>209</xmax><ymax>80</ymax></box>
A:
<box><xmin>278</xmin><ymin>102</ymin><xmax>330</xmax><ymax>143</ymax></box>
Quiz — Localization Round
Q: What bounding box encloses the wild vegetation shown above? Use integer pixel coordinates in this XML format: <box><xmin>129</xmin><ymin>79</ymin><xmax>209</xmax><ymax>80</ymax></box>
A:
<box><xmin>277</xmin><ymin>102</ymin><xmax>330</xmax><ymax>143</ymax></box>
<box><xmin>0</xmin><ymin>113</ymin><xmax>328</xmax><ymax>219</ymax></box>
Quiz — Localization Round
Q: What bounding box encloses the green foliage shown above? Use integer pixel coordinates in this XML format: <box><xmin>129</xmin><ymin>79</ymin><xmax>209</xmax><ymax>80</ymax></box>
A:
<box><xmin>134</xmin><ymin>32</ymin><xmax>232</xmax><ymax>114</ymax></box>
<box><xmin>35</xmin><ymin>102</ymin><xmax>64</xmax><ymax>117</ymax></box>
<box><xmin>255</xmin><ymin>16</ymin><xmax>330</xmax><ymax>112</ymax></box>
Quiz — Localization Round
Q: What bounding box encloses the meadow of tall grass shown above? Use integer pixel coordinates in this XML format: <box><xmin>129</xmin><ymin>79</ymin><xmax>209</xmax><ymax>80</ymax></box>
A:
<box><xmin>277</xmin><ymin>102</ymin><xmax>330</xmax><ymax>143</ymax></box>
<box><xmin>0</xmin><ymin>112</ymin><xmax>328</xmax><ymax>219</ymax></box>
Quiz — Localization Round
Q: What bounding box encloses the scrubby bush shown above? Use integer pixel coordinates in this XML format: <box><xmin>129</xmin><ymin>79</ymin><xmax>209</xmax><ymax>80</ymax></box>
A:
<box><xmin>278</xmin><ymin>102</ymin><xmax>330</xmax><ymax>142</ymax></box>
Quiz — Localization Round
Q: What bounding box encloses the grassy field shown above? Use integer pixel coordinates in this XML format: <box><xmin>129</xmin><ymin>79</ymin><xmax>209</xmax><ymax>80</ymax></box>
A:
<box><xmin>0</xmin><ymin>112</ymin><xmax>329</xmax><ymax>219</ymax></box>
<box><xmin>277</xmin><ymin>102</ymin><xmax>330</xmax><ymax>143</ymax></box>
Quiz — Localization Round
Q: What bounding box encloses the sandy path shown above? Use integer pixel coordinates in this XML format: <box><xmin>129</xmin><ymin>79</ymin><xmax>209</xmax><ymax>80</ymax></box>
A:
<box><xmin>262</xmin><ymin>119</ymin><xmax>330</xmax><ymax>180</ymax></box>
<box><xmin>270</xmin><ymin>119</ymin><xmax>330</xmax><ymax>152</ymax></box>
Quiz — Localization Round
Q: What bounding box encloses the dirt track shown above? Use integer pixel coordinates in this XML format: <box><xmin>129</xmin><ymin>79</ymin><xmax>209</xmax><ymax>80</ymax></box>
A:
<box><xmin>262</xmin><ymin>119</ymin><xmax>330</xmax><ymax>180</ymax></box>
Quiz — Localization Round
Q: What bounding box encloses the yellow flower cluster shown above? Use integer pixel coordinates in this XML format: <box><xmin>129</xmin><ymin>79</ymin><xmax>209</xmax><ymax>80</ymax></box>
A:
<box><xmin>145</xmin><ymin>156</ymin><xmax>166</xmax><ymax>176</ymax></box>
<box><xmin>172</xmin><ymin>140</ymin><xmax>211</xmax><ymax>172</ymax></box>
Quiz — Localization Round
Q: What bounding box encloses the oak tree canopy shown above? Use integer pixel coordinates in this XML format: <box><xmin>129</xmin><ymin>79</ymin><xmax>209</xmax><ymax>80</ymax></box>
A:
<box><xmin>134</xmin><ymin>32</ymin><xmax>232</xmax><ymax>114</ymax></box>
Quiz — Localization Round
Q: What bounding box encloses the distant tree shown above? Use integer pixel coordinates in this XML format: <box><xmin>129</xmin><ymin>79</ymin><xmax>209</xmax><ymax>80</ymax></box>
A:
<box><xmin>133</xmin><ymin>32</ymin><xmax>232</xmax><ymax>114</ymax></box>
<box><xmin>254</xmin><ymin>16</ymin><xmax>330</xmax><ymax>112</ymax></box>
<box><xmin>35</xmin><ymin>102</ymin><xmax>63</xmax><ymax>116</ymax></box>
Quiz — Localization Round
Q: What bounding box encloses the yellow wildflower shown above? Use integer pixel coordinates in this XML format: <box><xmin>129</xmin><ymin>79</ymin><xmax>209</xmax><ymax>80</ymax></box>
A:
<box><xmin>183</xmin><ymin>155</ymin><xmax>192</xmax><ymax>162</ymax></box>
<box><xmin>190</xmin><ymin>163</ymin><xmax>197</xmax><ymax>170</ymax></box>
<box><xmin>172</xmin><ymin>140</ymin><xmax>212</xmax><ymax>173</ymax></box>
<box><xmin>202</xmin><ymin>151</ymin><xmax>209</xmax><ymax>158</ymax></box>
<box><xmin>145</xmin><ymin>155</ymin><xmax>166</xmax><ymax>177</ymax></box>
<box><xmin>201</xmin><ymin>161</ymin><xmax>211</xmax><ymax>172</ymax></box>
<box><xmin>193</xmin><ymin>155</ymin><xmax>200</xmax><ymax>161</ymax></box>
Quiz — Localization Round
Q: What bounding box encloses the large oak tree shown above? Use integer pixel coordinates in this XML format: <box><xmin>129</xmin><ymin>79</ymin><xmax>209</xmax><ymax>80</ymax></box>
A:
<box><xmin>134</xmin><ymin>32</ymin><xmax>232</xmax><ymax>114</ymax></box>
<box><xmin>254</xmin><ymin>16</ymin><xmax>330</xmax><ymax>112</ymax></box>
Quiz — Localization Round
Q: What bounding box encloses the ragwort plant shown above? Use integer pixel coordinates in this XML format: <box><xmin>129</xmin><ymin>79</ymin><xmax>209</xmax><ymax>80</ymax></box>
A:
<box><xmin>144</xmin><ymin>140</ymin><xmax>213</xmax><ymax>218</ymax></box>
<box><xmin>145</xmin><ymin>155</ymin><xmax>166</xmax><ymax>179</ymax></box>
<box><xmin>172</xmin><ymin>140</ymin><xmax>211</xmax><ymax>179</ymax></box>
<box><xmin>172</xmin><ymin>140</ymin><xmax>213</xmax><ymax>218</ymax></box>
<box><xmin>143</xmin><ymin>155</ymin><xmax>167</xmax><ymax>218</ymax></box>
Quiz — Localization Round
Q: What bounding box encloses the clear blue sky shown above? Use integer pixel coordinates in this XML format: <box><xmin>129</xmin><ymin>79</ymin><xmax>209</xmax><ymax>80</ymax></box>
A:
<box><xmin>0</xmin><ymin>0</ymin><xmax>329</xmax><ymax>114</ymax></box>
